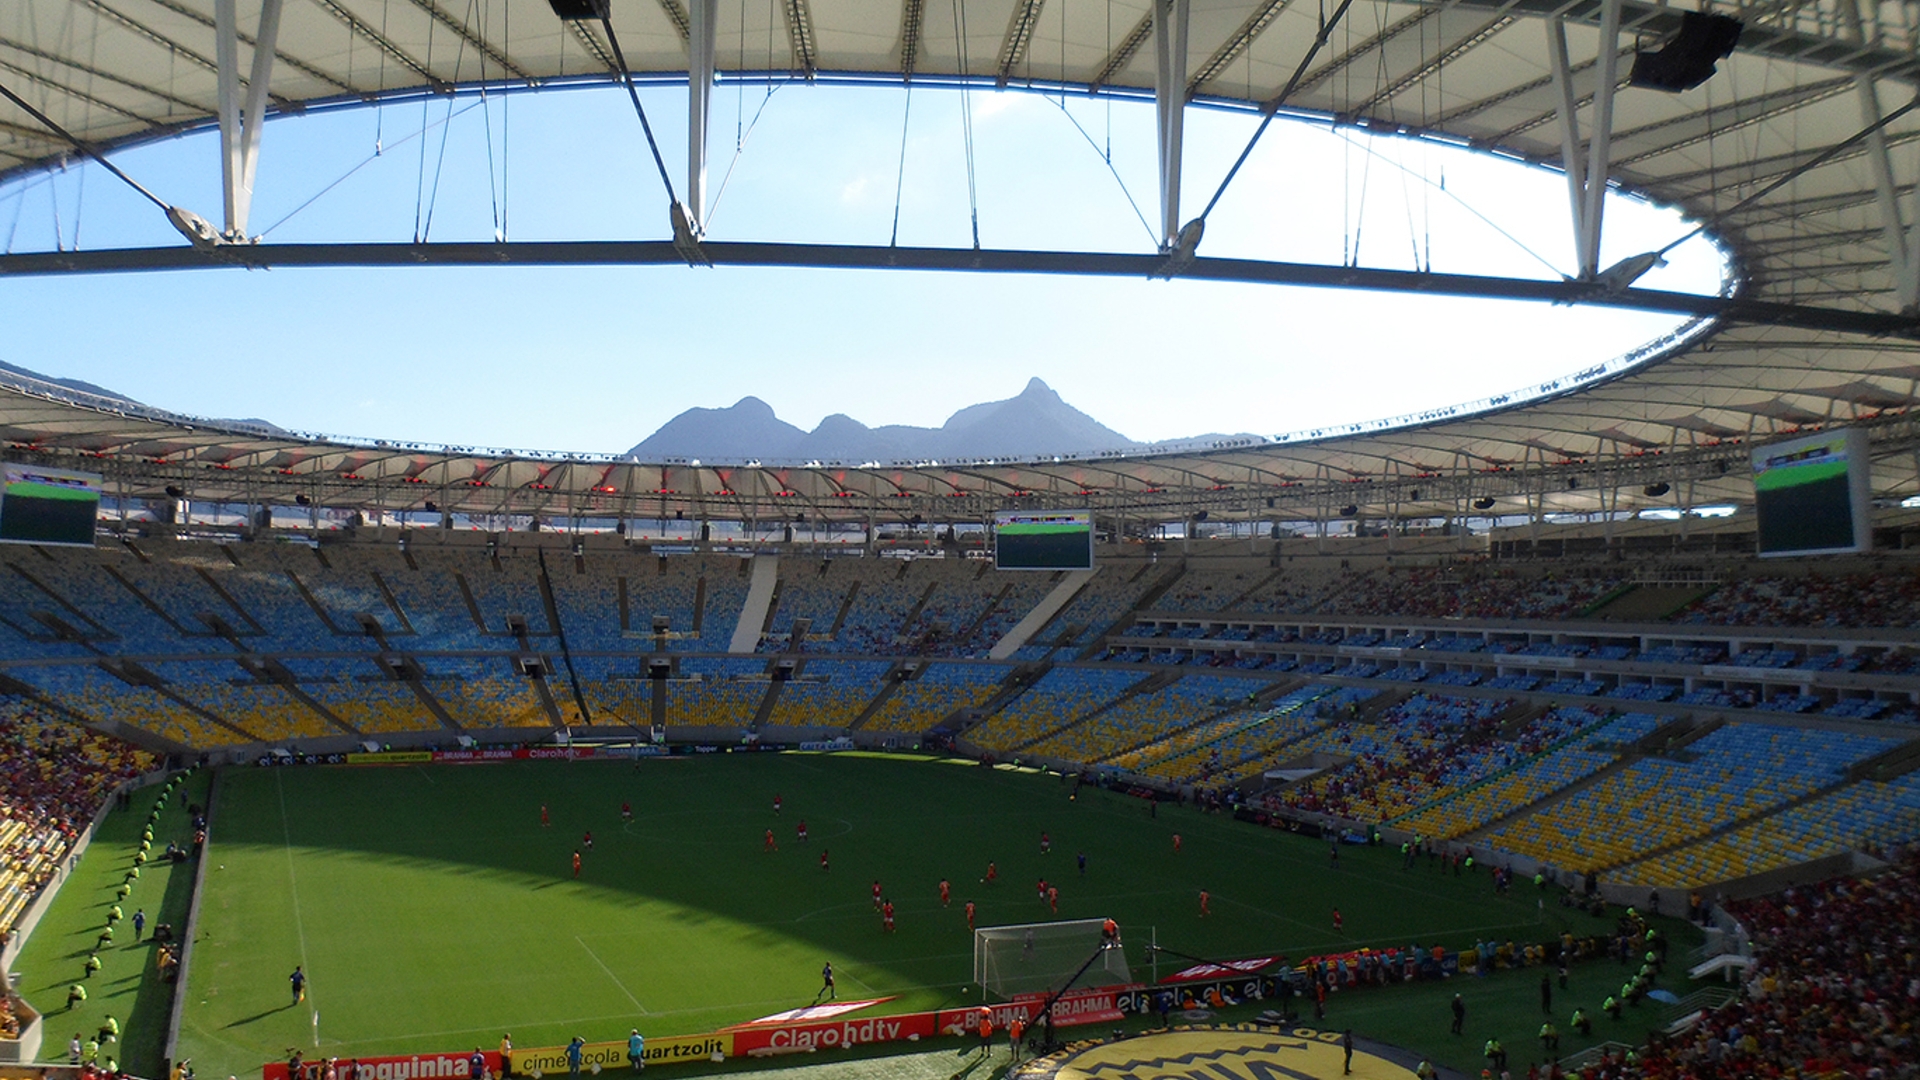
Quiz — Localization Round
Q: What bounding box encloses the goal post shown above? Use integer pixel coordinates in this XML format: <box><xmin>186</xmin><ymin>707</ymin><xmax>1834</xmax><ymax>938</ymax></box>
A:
<box><xmin>972</xmin><ymin>918</ymin><xmax>1132</xmax><ymax>999</ymax></box>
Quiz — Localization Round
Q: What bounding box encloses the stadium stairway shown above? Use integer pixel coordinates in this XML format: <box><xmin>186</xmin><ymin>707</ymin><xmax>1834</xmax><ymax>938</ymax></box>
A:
<box><xmin>1074</xmin><ymin>564</ymin><xmax>1186</xmax><ymax>660</ymax></box>
<box><xmin>1092</xmin><ymin>676</ymin><xmax>1304</xmax><ymax>766</ymax></box>
<box><xmin>989</xmin><ymin>569</ymin><xmax>1095</xmax><ymax>659</ymax></box>
<box><xmin>1456</xmin><ymin>749</ymin><xmax>1639</xmax><ymax>843</ymax></box>
<box><xmin>729</xmin><ymin>556</ymin><xmax>780</xmax><ymax>653</ymax></box>
<box><xmin>1595</xmin><ymin>772</ymin><xmax>1862</xmax><ymax>876</ymax></box>
<box><xmin>1008</xmin><ymin>669</ymin><xmax>1178</xmax><ymax>753</ymax></box>
<box><xmin>845</xmin><ymin>662</ymin><xmax>915</xmax><ymax>731</ymax></box>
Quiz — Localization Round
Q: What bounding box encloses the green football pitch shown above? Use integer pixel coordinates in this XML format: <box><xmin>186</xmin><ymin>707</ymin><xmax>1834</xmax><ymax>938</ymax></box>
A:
<box><xmin>137</xmin><ymin>750</ymin><xmax>1680</xmax><ymax>1079</ymax></box>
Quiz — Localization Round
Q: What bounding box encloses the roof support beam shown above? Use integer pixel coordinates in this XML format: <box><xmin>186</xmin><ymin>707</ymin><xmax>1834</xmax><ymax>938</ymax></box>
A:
<box><xmin>1547</xmin><ymin>0</ymin><xmax>1620</xmax><ymax>281</ymax></box>
<box><xmin>401</xmin><ymin>0</ymin><xmax>529</xmax><ymax>80</ymax></box>
<box><xmin>1153</xmin><ymin>0</ymin><xmax>1190</xmax><ymax>249</ymax></box>
<box><xmin>307</xmin><ymin>0</ymin><xmax>444</xmax><ymax>89</ymax></box>
<box><xmin>215</xmin><ymin>0</ymin><xmax>283</xmax><ymax>241</ymax></box>
<box><xmin>1189</xmin><ymin>0</ymin><xmax>1291</xmax><ymax>94</ymax></box>
<box><xmin>1842</xmin><ymin>0</ymin><xmax>1920</xmax><ymax>313</ymax></box>
<box><xmin>687</xmin><ymin>0</ymin><xmax>717</xmax><ymax>232</ymax></box>
<box><xmin>137</xmin><ymin>0</ymin><xmax>353</xmax><ymax>94</ymax></box>
<box><xmin>1088</xmin><ymin>11</ymin><xmax>1153</xmax><ymax>93</ymax></box>
<box><xmin>996</xmin><ymin>0</ymin><xmax>1047</xmax><ymax>84</ymax></box>
<box><xmin>900</xmin><ymin>0</ymin><xmax>926</xmax><ymax>77</ymax></box>
<box><xmin>783</xmin><ymin>0</ymin><xmax>818</xmax><ymax>76</ymax></box>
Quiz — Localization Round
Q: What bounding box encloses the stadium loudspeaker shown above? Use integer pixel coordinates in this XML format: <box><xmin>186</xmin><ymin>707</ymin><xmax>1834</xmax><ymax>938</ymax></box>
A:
<box><xmin>164</xmin><ymin>485</ymin><xmax>185</xmax><ymax>498</ymax></box>
<box><xmin>1644</xmin><ymin>482</ymin><xmax>1672</xmax><ymax>497</ymax></box>
<box><xmin>546</xmin><ymin>0</ymin><xmax>609</xmax><ymax>19</ymax></box>
<box><xmin>295</xmin><ymin>494</ymin><xmax>311</xmax><ymax>506</ymax></box>
<box><xmin>652</xmin><ymin>615</ymin><xmax>671</xmax><ymax>633</ymax></box>
<box><xmin>648</xmin><ymin>659</ymin><xmax>672</xmax><ymax>680</ymax></box>
<box><xmin>1339</xmin><ymin>504</ymin><xmax>1359</xmax><ymax>517</ymax></box>
<box><xmin>1472</xmin><ymin>497</ymin><xmax>1496</xmax><ymax>510</ymax></box>
<box><xmin>1629</xmin><ymin>11</ymin><xmax>1743</xmax><ymax>92</ymax></box>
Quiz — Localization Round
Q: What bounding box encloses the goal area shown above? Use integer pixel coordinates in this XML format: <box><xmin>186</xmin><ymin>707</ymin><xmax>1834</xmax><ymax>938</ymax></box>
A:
<box><xmin>972</xmin><ymin>918</ymin><xmax>1132</xmax><ymax>999</ymax></box>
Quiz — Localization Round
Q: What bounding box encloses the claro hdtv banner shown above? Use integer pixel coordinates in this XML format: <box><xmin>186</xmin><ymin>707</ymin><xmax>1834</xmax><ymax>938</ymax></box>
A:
<box><xmin>263</xmin><ymin>979</ymin><xmax>1233</xmax><ymax>1077</ymax></box>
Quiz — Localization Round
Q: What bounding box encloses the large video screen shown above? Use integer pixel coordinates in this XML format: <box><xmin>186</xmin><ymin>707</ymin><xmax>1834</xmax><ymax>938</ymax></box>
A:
<box><xmin>1752</xmin><ymin>428</ymin><xmax>1871</xmax><ymax>557</ymax></box>
<box><xmin>994</xmin><ymin>510</ymin><xmax>1094</xmax><ymax>570</ymax></box>
<box><xmin>0</xmin><ymin>464</ymin><xmax>102</xmax><ymax>546</ymax></box>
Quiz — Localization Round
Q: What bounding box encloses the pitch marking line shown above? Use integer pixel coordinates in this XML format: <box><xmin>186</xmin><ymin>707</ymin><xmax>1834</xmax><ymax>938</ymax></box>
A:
<box><xmin>575</xmin><ymin>935</ymin><xmax>649</xmax><ymax>1014</ymax></box>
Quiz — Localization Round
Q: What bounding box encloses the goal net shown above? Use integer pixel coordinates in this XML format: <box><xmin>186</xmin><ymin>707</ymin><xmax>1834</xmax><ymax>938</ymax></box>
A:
<box><xmin>972</xmin><ymin>918</ymin><xmax>1132</xmax><ymax>999</ymax></box>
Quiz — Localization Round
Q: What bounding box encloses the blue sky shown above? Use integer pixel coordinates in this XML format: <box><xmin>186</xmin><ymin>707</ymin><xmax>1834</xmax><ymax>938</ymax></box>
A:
<box><xmin>0</xmin><ymin>80</ymin><xmax>1725</xmax><ymax>453</ymax></box>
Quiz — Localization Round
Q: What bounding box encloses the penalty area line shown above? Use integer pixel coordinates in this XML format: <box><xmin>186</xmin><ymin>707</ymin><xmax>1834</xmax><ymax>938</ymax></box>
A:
<box><xmin>575</xmin><ymin>935</ymin><xmax>649</xmax><ymax>1014</ymax></box>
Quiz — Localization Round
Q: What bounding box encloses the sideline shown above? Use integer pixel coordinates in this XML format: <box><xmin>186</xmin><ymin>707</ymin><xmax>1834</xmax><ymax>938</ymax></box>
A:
<box><xmin>163</xmin><ymin>768</ymin><xmax>222</xmax><ymax>1074</ymax></box>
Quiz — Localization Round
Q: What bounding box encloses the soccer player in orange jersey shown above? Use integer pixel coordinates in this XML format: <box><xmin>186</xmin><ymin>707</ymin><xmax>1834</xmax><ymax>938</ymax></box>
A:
<box><xmin>764</xmin><ymin>829</ymin><xmax>777</xmax><ymax>852</ymax></box>
<box><xmin>1173</xmin><ymin>834</ymin><xmax>1182</xmax><ymax>854</ymax></box>
<box><xmin>572</xmin><ymin>850</ymin><xmax>581</xmax><ymax>878</ymax></box>
<box><xmin>965</xmin><ymin>901</ymin><xmax>976</xmax><ymax>930</ymax></box>
<box><xmin>1047</xmin><ymin>885</ymin><xmax>1059</xmax><ymax>914</ymax></box>
<box><xmin>985</xmin><ymin>862</ymin><xmax>998</xmax><ymax>885</ymax></box>
<box><xmin>1199</xmin><ymin>889</ymin><xmax>1210</xmax><ymax>917</ymax></box>
<box><xmin>939</xmin><ymin>879</ymin><xmax>951</xmax><ymax>906</ymax></box>
<box><xmin>540</xmin><ymin>805</ymin><xmax>550</xmax><ymax>827</ymax></box>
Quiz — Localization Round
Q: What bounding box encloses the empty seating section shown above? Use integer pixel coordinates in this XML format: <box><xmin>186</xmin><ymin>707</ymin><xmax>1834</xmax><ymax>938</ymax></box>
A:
<box><xmin>667</xmin><ymin>659</ymin><xmax>769</xmax><ymax>726</ymax></box>
<box><xmin>0</xmin><ymin>696</ymin><xmax>155</xmax><ymax>928</ymax></box>
<box><xmin>1480</xmin><ymin>723</ymin><xmax>1902</xmax><ymax>872</ymax></box>
<box><xmin>545</xmin><ymin>568</ymin><xmax>623</xmax><ymax>651</ymax></box>
<box><xmin>830</xmin><ymin>559</ymin><xmax>929</xmax><ymax>654</ymax></box>
<box><xmin>1618</xmin><ymin>773</ymin><xmax>1920</xmax><ymax>886</ymax></box>
<box><xmin>1039</xmin><ymin>565</ymin><xmax>1165</xmax><ymax>647</ymax></box>
<box><xmin>162</xmin><ymin>678</ymin><xmax>337</xmax><ymax>743</ymax></box>
<box><xmin>765</xmin><ymin>660</ymin><xmax>891</xmax><ymax>727</ymax></box>
<box><xmin>1023</xmin><ymin>674</ymin><xmax>1261</xmax><ymax>763</ymax></box>
<box><xmin>1113</xmin><ymin>683</ymin><xmax>1352</xmax><ymax>783</ymax></box>
<box><xmin>1279</xmin><ymin>695</ymin><xmax>1544</xmax><ymax>822</ymax></box>
<box><xmin>429</xmin><ymin>657</ymin><xmax>553</xmax><ymax>728</ymax></box>
<box><xmin>383</xmin><ymin>556</ymin><xmax>489</xmax><ymax>650</ymax></box>
<box><xmin>763</xmin><ymin>565</ymin><xmax>849</xmax><ymax>648</ymax></box>
<box><xmin>1392</xmin><ymin>710</ymin><xmax>1658</xmax><ymax>839</ymax></box>
<box><xmin>211</xmin><ymin>565</ymin><xmax>357</xmax><ymax>652</ymax></box>
<box><xmin>864</xmin><ymin>662</ymin><xmax>1007</xmax><ymax>733</ymax></box>
<box><xmin>970</xmin><ymin>668</ymin><xmax>1141</xmax><ymax>751</ymax></box>
<box><xmin>462</xmin><ymin>556</ymin><xmax>552</xmax><ymax>633</ymax></box>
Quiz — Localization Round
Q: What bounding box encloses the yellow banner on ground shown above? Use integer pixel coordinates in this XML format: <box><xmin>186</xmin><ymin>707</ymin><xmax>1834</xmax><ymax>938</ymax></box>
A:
<box><xmin>510</xmin><ymin>1032</ymin><xmax>731</xmax><ymax>1074</ymax></box>
<box><xmin>345</xmin><ymin>751</ymin><xmax>433</xmax><ymax>765</ymax></box>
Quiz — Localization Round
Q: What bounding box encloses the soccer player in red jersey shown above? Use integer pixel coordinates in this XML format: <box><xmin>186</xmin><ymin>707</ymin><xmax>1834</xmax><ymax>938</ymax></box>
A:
<box><xmin>1332</xmin><ymin>907</ymin><xmax>1343</xmax><ymax>932</ymax></box>
<box><xmin>985</xmin><ymin>862</ymin><xmax>997</xmax><ymax>885</ymax></box>
<box><xmin>939</xmin><ymin>879</ymin><xmax>951</xmax><ymax>906</ymax></box>
<box><xmin>796</xmin><ymin>820</ymin><xmax>808</xmax><ymax>843</ymax></box>
<box><xmin>871</xmin><ymin>880</ymin><xmax>883</xmax><ymax>909</ymax></box>
<box><xmin>820</xmin><ymin>849</ymin><xmax>830</xmax><ymax>872</ymax></box>
<box><xmin>540</xmin><ymin>805</ymin><xmax>550</xmax><ymax>827</ymax></box>
<box><xmin>1040</xmin><ymin>832</ymin><xmax>1051</xmax><ymax>855</ymax></box>
<box><xmin>1173</xmin><ymin>834</ymin><xmax>1182</xmax><ymax>853</ymax></box>
<box><xmin>1036</xmin><ymin>879</ymin><xmax>1047</xmax><ymax>904</ymax></box>
<box><xmin>965</xmin><ymin>900</ymin><xmax>976</xmax><ymax>930</ymax></box>
<box><xmin>773</xmin><ymin>794</ymin><xmax>783</xmax><ymax>814</ymax></box>
<box><xmin>1199</xmin><ymin>889</ymin><xmax>1210</xmax><ymax>917</ymax></box>
<box><xmin>583</xmin><ymin>831</ymin><xmax>593</xmax><ymax>850</ymax></box>
<box><xmin>620</xmin><ymin>802</ymin><xmax>632</xmax><ymax>821</ymax></box>
<box><xmin>882</xmin><ymin>900</ymin><xmax>895</xmax><ymax>932</ymax></box>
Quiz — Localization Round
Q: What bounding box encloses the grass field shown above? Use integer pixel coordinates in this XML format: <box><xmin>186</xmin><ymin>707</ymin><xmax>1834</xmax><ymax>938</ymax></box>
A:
<box><xmin>116</xmin><ymin>750</ymin><xmax>1695</xmax><ymax>1080</ymax></box>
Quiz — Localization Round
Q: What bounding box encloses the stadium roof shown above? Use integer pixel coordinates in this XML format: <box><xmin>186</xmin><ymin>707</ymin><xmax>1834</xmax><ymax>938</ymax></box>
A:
<box><xmin>5</xmin><ymin>0</ymin><xmax>1920</xmax><ymax>521</ymax></box>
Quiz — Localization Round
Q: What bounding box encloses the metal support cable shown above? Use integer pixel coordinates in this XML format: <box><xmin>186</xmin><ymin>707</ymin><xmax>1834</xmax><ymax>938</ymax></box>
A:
<box><xmin>1197</xmin><ymin>0</ymin><xmax>1356</xmax><ymax>224</ymax></box>
<box><xmin>0</xmin><ymin>78</ymin><xmax>170</xmax><ymax>213</ymax></box>
<box><xmin>600</xmin><ymin>15</ymin><xmax>681</xmax><ymax>205</ymax></box>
